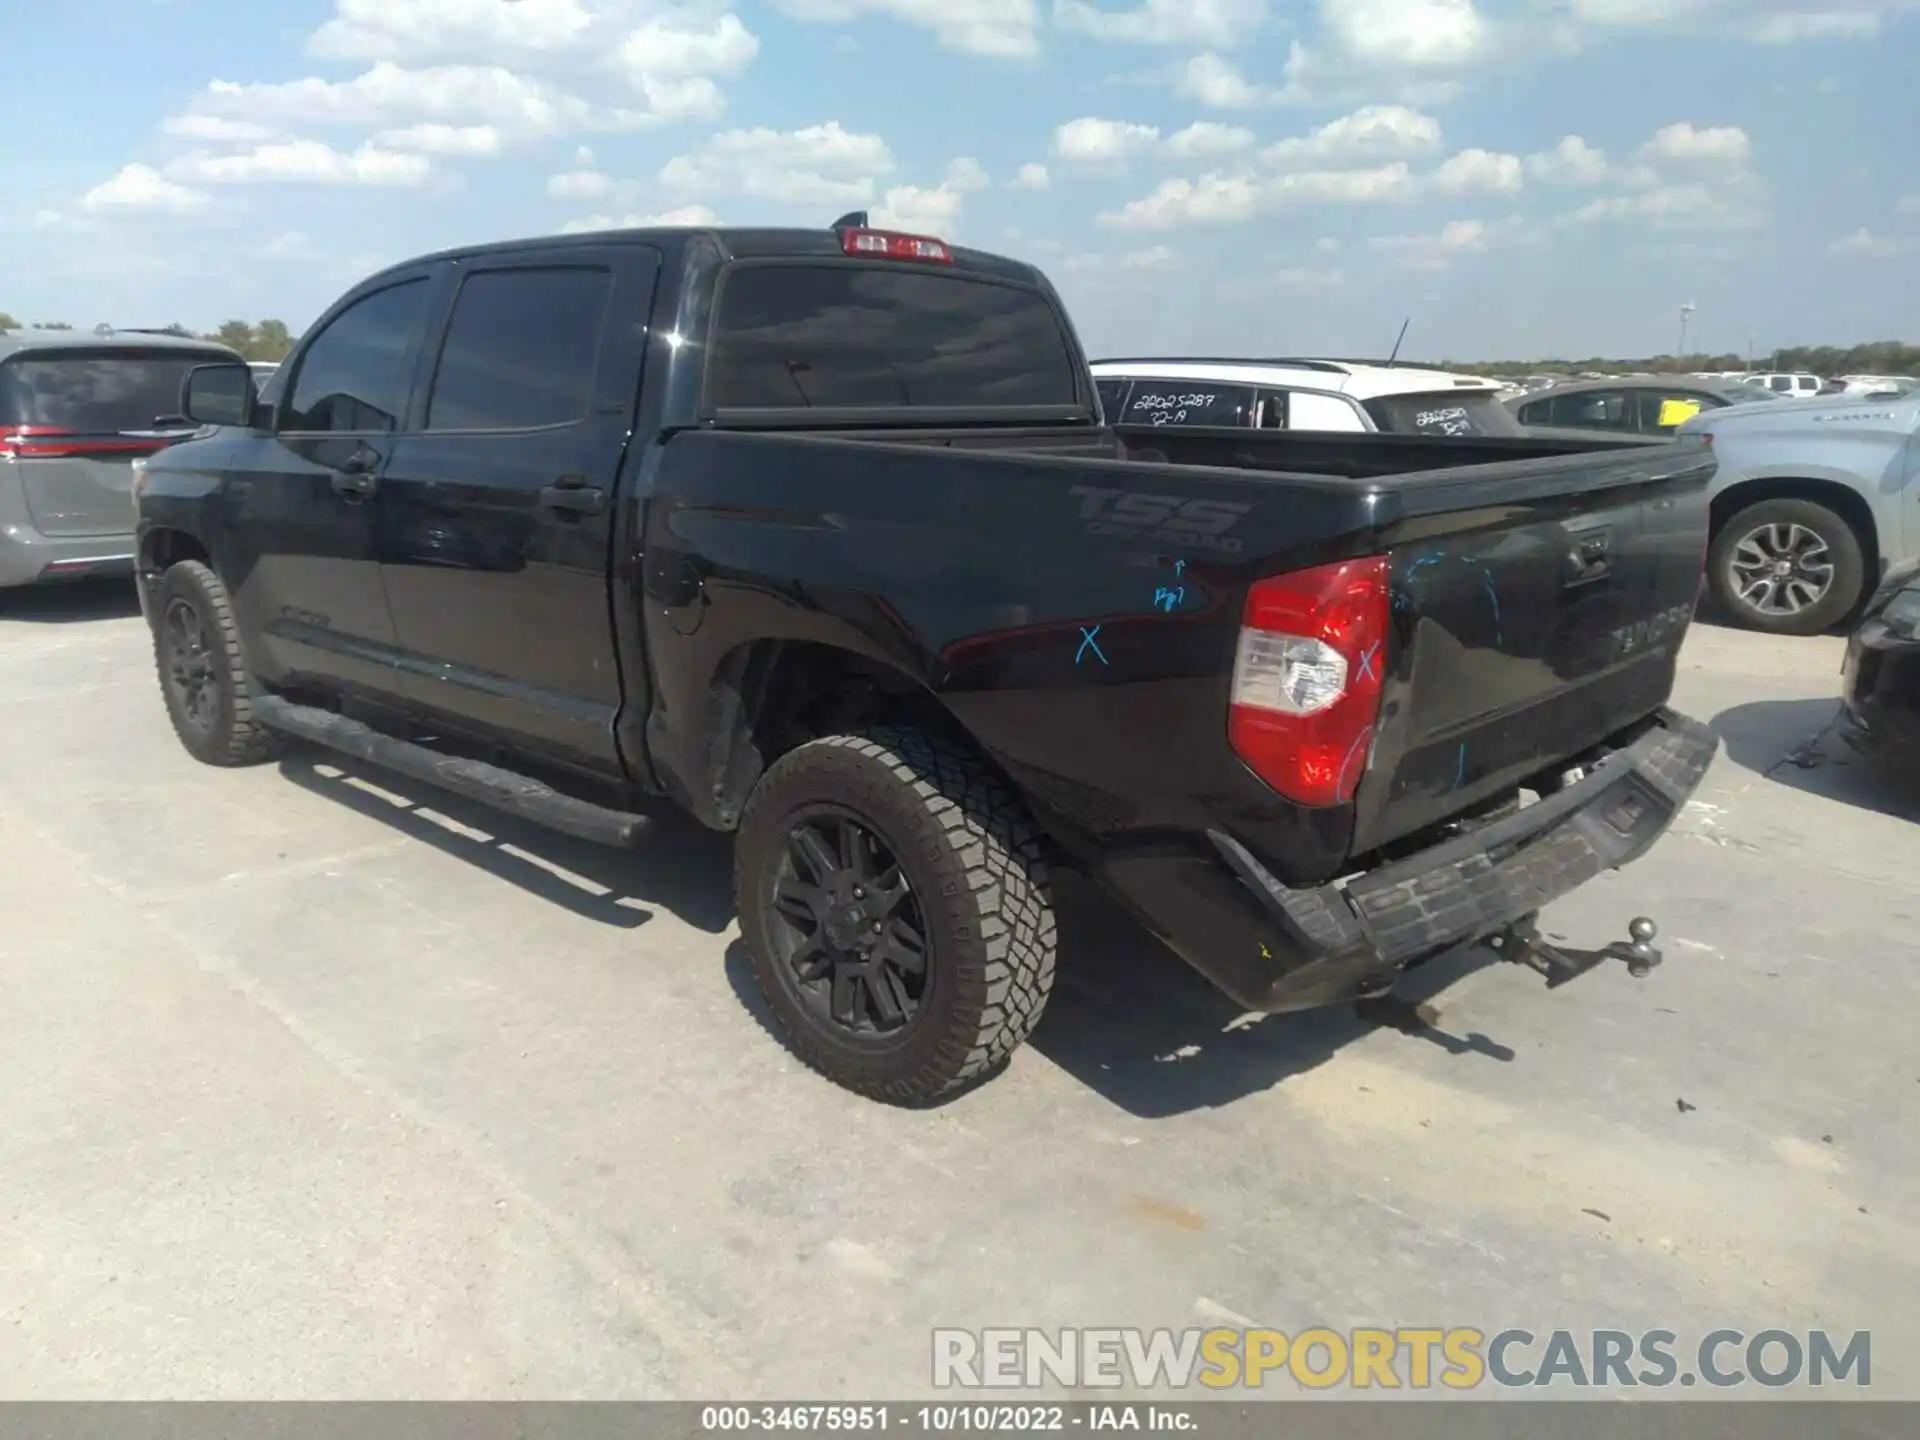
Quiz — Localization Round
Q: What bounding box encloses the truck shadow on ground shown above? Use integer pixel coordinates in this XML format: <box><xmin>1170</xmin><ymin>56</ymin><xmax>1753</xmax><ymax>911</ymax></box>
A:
<box><xmin>1712</xmin><ymin>696</ymin><xmax>1918</xmax><ymax>820</ymax></box>
<box><xmin>276</xmin><ymin>753</ymin><xmax>737</xmax><ymax>934</ymax></box>
<box><xmin>0</xmin><ymin>578</ymin><xmax>143</xmax><ymax>624</ymax></box>
<box><xmin>723</xmin><ymin>870</ymin><xmax>1519</xmax><ymax>1118</ymax></box>
<box><xmin>279</xmin><ymin>751</ymin><xmax>1528</xmax><ymax>1115</ymax></box>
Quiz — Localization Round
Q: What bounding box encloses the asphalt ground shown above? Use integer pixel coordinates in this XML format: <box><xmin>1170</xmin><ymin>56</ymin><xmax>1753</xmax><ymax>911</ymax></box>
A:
<box><xmin>1</xmin><ymin>582</ymin><xmax>1913</xmax><ymax>1400</ymax></box>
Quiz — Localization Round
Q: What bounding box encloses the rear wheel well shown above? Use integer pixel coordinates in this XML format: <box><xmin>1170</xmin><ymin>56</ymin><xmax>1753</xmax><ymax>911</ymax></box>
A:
<box><xmin>704</xmin><ymin>640</ymin><xmax>1001</xmax><ymax>830</ymax></box>
<box><xmin>141</xmin><ymin>527</ymin><xmax>211</xmax><ymax>573</ymax></box>
<box><xmin>1710</xmin><ymin>478</ymin><xmax>1879</xmax><ymax>571</ymax></box>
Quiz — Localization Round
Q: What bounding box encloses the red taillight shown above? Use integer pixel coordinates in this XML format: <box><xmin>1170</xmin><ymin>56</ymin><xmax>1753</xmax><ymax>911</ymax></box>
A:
<box><xmin>840</xmin><ymin>227</ymin><xmax>953</xmax><ymax>263</ymax></box>
<box><xmin>1</xmin><ymin>425</ymin><xmax>163</xmax><ymax>459</ymax></box>
<box><xmin>1228</xmin><ymin>555</ymin><xmax>1391</xmax><ymax>807</ymax></box>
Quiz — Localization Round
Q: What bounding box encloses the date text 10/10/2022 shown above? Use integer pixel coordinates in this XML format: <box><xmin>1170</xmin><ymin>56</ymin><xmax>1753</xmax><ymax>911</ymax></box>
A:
<box><xmin>700</xmin><ymin>1405</ymin><xmax>1195</xmax><ymax>1432</ymax></box>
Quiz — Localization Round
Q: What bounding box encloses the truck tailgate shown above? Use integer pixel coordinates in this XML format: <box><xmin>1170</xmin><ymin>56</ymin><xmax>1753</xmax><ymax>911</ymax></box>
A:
<box><xmin>1349</xmin><ymin>439</ymin><xmax>1714</xmax><ymax>856</ymax></box>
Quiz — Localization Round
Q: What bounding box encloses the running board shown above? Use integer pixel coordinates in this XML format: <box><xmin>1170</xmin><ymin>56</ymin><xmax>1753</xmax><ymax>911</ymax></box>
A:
<box><xmin>250</xmin><ymin>694</ymin><xmax>653</xmax><ymax>848</ymax></box>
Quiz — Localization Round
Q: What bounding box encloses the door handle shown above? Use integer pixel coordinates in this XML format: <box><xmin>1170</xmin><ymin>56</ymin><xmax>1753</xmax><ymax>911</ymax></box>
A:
<box><xmin>539</xmin><ymin>477</ymin><xmax>606</xmax><ymax>516</ymax></box>
<box><xmin>330</xmin><ymin>446</ymin><xmax>381</xmax><ymax>501</ymax></box>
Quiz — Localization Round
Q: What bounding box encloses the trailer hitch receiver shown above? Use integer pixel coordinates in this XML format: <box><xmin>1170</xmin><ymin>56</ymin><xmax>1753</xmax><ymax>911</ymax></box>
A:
<box><xmin>1487</xmin><ymin>915</ymin><xmax>1663</xmax><ymax>989</ymax></box>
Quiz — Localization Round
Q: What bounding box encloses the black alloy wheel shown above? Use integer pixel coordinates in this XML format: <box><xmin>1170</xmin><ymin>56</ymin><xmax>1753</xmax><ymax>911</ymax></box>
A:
<box><xmin>766</xmin><ymin>808</ymin><xmax>930</xmax><ymax>1040</ymax></box>
<box><xmin>162</xmin><ymin>596</ymin><xmax>219</xmax><ymax>738</ymax></box>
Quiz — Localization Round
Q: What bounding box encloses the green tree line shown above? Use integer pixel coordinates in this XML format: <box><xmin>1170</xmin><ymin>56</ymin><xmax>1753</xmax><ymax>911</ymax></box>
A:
<box><xmin>1439</xmin><ymin>340</ymin><xmax>1920</xmax><ymax>379</ymax></box>
<box><xmin>0</xmin><ymin>313</ymin><xmax>295</xmax><ymax>362</ymax></box>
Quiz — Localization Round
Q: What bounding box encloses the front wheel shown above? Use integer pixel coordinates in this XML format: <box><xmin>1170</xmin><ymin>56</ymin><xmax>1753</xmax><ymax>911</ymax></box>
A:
<box><xmin>152</xmin><ymin>559</ymin><xmax>287</xmax><ymax>767</ymax></box>
<box><xmin>1706</xmin><ymin>498</ymin><xmax>1865</xmax><ymax>636</ymax></box>
<box><xmin>734</xmin><ymin>728</ymin><xmax>1058</xmax><ymax>1105</ymax></box>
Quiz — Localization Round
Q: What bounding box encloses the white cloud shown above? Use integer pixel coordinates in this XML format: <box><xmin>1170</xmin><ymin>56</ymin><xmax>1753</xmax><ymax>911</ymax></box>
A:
<box><xmin>1101</xmin><ymin>174</ymin><xmax>1263</xmax><ymax>227</ymax></box>
<box><xmin>1828</xmin><ymin>228</ymin><xmax>1915</xmax><ymax>258</ymax></box>
<box><xmin>161</xmin><ymin>114</ymin><xmax>280</xmax><ymax>143</ymax></box>
<box><xmin>660</xmin><ymin>121</ymin><xmax>893</xmax><ymax>206</ymax></box>
<box><xmin>80</xmin><ymin>164</ymin><xmax>210</xmax><ymax>215</ymax></box>
<box><xmin>1639</xmin><ymin>121</ymin><xmax>1752</xmax><ymax>165</ymax></box>
<box><xmin>549</xmin><ymin>169</ymin><xmax>614</xmax><ymax>199</ymax></box>
<box><xmin>560</xmin><ymin>203</ymin><xmax>722</xmax><ymax>234</ymax></box>
<box><xmin>1099</xmin><ymin>161</ymin><xmax>1415</xmax><ymax>228</ymax></box>
<box><xmin>307</xmin><ymin>0</ymin><xmax>597</xmax><ymax>62</ymax></box>
<box><xmin>1265</xmin><ymin>104</ymin><xmax>1442</xmax><ymax>165</ymax></box>
<box><xmin>1062</xmin><ymin>243</ymin><xmax>1180</xmax><ymax>274</ymax></box>
<box><xmin>1754</xmin><ymin>10</ymin><xmax>1881</xmax><ymax>43</ymax></box>
<box><xmin>1316</xmin><ymin>235</ymin><xmax>1339</xmax><ymax>252</ymax></box>
<box><xmin>373</xmin><ymin>123</ymin><xmax>502</xmax><ymax>154</ymax></box>
<box><xmin>1053</xmin><ymin>0</ymin><xmax>1270</xmax><ymax>48</ymax></box>
<box><xmin>769</xmin><ymin>0</ymin><xmax>1044</xmax><ymax>59</ymax></box>
<box><xmin>1176</xmin><ymin>52</ymin><xmax>1283</xmax><ymax>108</ymax></box>
<box><xmin>1428</xmin><ymin>147</ymin><xmax>1523</xmax><ymax>195</ymax></box>
<box><xmin>1897</xmin><ymin>193</ymin><xmax>1920</xmax><ymax>216</ymax></box>
<box><xmin>871</xmin><ymin>158</ymin><xmax>990</xmax><ymax>236</ymax></box>
<box><xmin>1525</xmin><ymin>134</ymin><xmax>1608</xmax><ymax>184</ymax></box>
<box><xmin>1321</xmin><ymin>0</ymin><xmax>1488</xmax><ymax>67</ymax></box>
<box><xmin>167</xmin><ymin>140</ymin><xmax>435</xmax><ymax>186</ymax></box>
<box><xmin>32</xmin><ymin>209</ymin><xmax>64</xmax><ymax>228</ymax></box>
<box><xmin>186</xmin><ymin>63</ymin><xmax>596</xmax><ymax>137</ymax></box>
<box><xmin>1565</xmin><ymin>182</ymin><xmax>1756</xmax><ymax>230</ymax></box>
<box><xmin>1272</xmin><ymin>266</ymin><xmax>1343</xmax><ymax>287</ymax></box>
<box><xmin>615</xmin><ymin>13</ymin><xmax>761</xmax><ymax>121</ymax></box>
<box><xmin>1164</xmin><ymin>122</ymin><xmax>1256</xmax><ymax>158</ymax></box>
<box><xmin>1368</xmin><ymin>215</ymin><xmax>1527</xmax><ymax>271</ymax></box>
<box><xmin>1011</xmin><ymin>161</ymin><xmax>1051</xmax><ymax>189</ymax></box>
<box><xmin>1053</xmin><ymin>117</ymin><xmax>1161</xmax><ymax>164</ymax></box>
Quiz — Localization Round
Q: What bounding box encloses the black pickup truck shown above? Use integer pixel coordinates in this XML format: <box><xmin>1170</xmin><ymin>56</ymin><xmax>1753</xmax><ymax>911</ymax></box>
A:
<box><xmin>134</xmin><ymin>220</ymin><xmax>1719</xmax><ymax>1104</ymax></box>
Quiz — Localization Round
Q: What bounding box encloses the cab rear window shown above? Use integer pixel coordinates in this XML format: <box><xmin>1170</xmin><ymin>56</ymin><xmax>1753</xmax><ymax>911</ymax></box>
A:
<box><xmin>1113</xmin><ymin>380</ymin><xmax>1256</xmax><ymax>428</ymax></box>
<box><xmin>0</xmin><ymin>350</ymin><xmax>228</xmax><ymax>433</ymax></box>
<box><xmin>705</xmin><ymin>264</ymin><xmax>1082</xmax><ymax>411</ymax></box>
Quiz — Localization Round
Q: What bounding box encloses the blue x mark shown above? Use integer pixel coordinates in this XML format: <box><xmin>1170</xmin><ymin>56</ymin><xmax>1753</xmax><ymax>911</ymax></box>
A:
<box><xmin>1076</xmin><ymin>625</ymin><xmax>1108</xmax><ymax>665</ymax></box>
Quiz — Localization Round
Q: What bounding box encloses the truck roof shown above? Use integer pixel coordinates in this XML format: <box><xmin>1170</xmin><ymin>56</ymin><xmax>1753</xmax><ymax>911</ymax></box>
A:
<box><xmin>359</xmin><ymin>225</ymin><xmax>1051</xmax><ymax>291</ymax></box>
<box><xmin>0</xmin><ymin>330</ymin><xmax>239</xmax><ymax>362</ymax></box>
<box><xmin>1089</xmin><ymin>357</ymin><xmax>1504</xmax><ymax>402</ymax></box>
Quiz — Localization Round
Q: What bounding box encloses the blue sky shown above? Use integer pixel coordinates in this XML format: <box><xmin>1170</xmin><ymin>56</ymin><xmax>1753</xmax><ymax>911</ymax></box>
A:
<box><xmin>4</xmin><ymin>0</ymin><xmax>1918</xmax><ymax>363</ymax></box>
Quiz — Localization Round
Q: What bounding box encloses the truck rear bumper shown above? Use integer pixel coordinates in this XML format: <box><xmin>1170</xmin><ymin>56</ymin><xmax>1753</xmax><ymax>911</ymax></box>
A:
<box><xmin>1093</xmin><ymin>708</ymin><xmax>1719</xmax><ymax>1014</ymax></box>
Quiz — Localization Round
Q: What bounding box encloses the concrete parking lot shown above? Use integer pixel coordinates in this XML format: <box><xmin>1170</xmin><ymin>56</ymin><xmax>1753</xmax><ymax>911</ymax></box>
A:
<box><xmin>1</xmin><ymin>582</ymin><xmax>1915</xmax><ymax>1399</ymax></box>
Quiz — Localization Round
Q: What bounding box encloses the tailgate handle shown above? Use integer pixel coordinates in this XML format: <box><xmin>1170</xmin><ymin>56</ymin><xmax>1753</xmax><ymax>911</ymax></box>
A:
<box><xmin>1566</xmin><ymin>528</ymin><xmax>1612</xmax><ymax>584</ymax></box>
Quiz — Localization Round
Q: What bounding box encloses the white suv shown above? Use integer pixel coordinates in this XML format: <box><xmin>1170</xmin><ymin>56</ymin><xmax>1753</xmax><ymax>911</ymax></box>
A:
<box><xmin>1089</xmin><ymin>357</ymin><xmax>1521</xmax><ymax>437</ymax></box>
<box><xmin>1747</xmin><ymin>371</ymin><xmax>1824</xmax><ymax>397</ymax></box>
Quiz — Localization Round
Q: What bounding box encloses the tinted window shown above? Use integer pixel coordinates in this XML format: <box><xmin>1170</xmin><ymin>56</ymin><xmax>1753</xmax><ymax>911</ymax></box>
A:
<box><xmin>1768</xmin><ymin>377</ymin><xmax>1791</xmax><ymax>391</ymax></box>
<box><xmin>1364</xmin><ymin>391</ymin><xmax>1519</xmax><ymax>437</ymax></box>
<box><xmin>1095</xmin><ymin>378</ymin><xmax>1130</xmax><ymax>418</ymax></box>
<box><xmin>706</xmin><ymin>265</ymin><xmax>1080</xmax><ymax>410</ymax></box>
<box><xmin>1118</xmin><ymin>381</ymin><xmax>1256</xmax><ymax>428</ymax></box>
<box><xmin>0</xmin><ymin>350</ymin><xmax>228</xmax><ymax>432</ymax></box>
<box><xmin>426</xmin><ymin>266</ymin><xmax>612</xmax><ymax>430</ymax></box>
<box><xmin>284</xmin><ymin>278</ymin><xmax>432</xmax><ymax>433</ymax></box>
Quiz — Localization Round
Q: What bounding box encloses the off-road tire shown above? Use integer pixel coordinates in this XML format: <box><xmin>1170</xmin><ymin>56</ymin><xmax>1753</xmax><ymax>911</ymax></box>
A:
<box><xmin>1707</xmin><ymin>497</ymin><xmax>1865</xmax><ymax>637</ymax></box>
<box><xmin>153</xmin><ymin>559</ymin><xmax>287</xmax><ymax>767</ymax></box>
<box><xmin>735</xmin><ymin>727</ymin><xmax>1057</xmax><ymax>1105</ymax></box>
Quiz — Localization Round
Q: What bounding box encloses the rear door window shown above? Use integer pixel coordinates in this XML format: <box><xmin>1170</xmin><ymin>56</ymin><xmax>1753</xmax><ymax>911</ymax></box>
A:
<box><xmin>1116</xmin><ymin>381</ymin><xmax>1256</xmax><ymax>428</ymax></box>
<box><xmin>0</xmin><ymin>350</ymin><xmax>229</xmax><ymax>433</ymax></box>
<box><xmin>425</xmin><ymin>266</ymin><xmax>612</xmax><ymax>431</ymax></box>
<box><xmin>706</xmin><ymin>264</ymin><xmax>1081</xmax><ymax>411</ymax></box>
<box><xmin>1363</xmin><ymin>391</ymin><xmax>1520</xmax><ymax>437</ymax></box>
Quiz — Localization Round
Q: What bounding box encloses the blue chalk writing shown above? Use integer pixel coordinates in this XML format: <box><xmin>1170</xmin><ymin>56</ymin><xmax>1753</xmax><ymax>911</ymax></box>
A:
<box><xmin>1401</xmin><ymin>552</ymin><xmax>1503</xmax><ymax>646</ymax></box>
<box><xmin>1173</xmin><ymin>559</ymin><xmax>1187</xmax><ymax>577</ymax></box>
<box><xmin>1336</xmin><ymin>723</ymin><xmax>1375</xmax><ymax>794</ymax></box>
<box><xmin>1356</xmin><ymin>640</ymin><xmax>1381</xmax><ymax>684</ymax></box>
<box><xmin>1153</xmin><ymin>585</ymin><xmax>1186</xmax><ymax>613</ymax></box>
<box><xmin>1450</xmin><ymin>742</ymin><xmax>1468</xmax><ymax>793</ymax></box>
<box><xmin>1076</xmin><ymin>625</ymin><xmax>1108</xmax><ymax>665</ymax></box>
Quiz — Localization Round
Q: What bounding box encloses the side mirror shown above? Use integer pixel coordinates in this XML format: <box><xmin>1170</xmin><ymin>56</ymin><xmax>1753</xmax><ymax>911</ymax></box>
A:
<box><xmin>180</xmin><ymin>362</ymin><xmax>259</xmax><ymax>429</ymax></box>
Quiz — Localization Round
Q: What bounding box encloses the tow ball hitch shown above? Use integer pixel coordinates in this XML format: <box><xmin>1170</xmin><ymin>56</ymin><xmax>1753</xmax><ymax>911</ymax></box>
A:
<box><xmin>1486</xmin><ymin>915</ymin><xmax>1663</xmax><ymax>989</ymax></box>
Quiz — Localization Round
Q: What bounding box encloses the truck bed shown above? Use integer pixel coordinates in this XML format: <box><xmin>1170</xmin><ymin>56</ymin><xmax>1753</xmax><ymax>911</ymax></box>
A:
<box><xmin>643</xmin><ymin>423</ymin><xmax>1713</xmax><ymax>878</ymax></box>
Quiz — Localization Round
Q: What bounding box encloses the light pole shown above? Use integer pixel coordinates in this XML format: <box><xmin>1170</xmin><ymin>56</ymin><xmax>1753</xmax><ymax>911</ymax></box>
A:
<box><xmin>1678</xmin><ymin>302</ymin><xmax>1695</xmax><ymax>362</ymax></box>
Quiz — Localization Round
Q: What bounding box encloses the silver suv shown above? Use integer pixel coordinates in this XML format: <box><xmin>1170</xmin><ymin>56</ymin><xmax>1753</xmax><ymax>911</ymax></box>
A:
<box><xmin>1</xmin><ymin>331</ymin><xmax>242</xmax><ymax>589</ymax></box>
